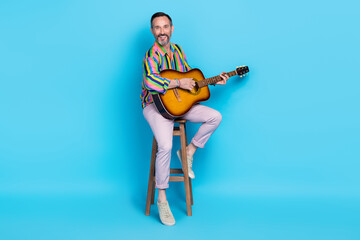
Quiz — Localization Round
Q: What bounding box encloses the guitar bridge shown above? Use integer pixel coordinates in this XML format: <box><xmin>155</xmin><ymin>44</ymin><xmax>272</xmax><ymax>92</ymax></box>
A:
<box><xmin>173</xmin><ymin>89</ymin><xmax>182</xmax><ymax>102</ymax></box>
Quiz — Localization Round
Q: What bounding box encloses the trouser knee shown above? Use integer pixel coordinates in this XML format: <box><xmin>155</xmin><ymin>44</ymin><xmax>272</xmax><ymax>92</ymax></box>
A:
<box><xmin>210</xmin><ymin>110</ymin><xmax>222</xmax><ymax>126</ymax></box>
<box><xmin>157</xmin><ymin>142</ymin><xmax>172</xmax><ymax>154</ymax></box>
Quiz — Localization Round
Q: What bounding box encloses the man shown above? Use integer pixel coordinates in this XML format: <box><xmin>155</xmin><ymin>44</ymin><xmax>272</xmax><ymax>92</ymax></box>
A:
<box><xmin>141</xmin><ymin>12</ymin><xmax>229</xmax><ymax>226</ymax></box>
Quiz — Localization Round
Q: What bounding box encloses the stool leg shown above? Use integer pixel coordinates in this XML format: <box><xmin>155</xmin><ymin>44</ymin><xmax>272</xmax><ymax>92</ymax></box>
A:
<box><xmin>151</xmin><ymin>179</ymin><xmax>155</xmax><ymax>204</ymax></box>
<box><xmin>180</xmin><ymin>123</ymin><xmax>192</xmax><ymax>216</ymax></box>
<box><xmin>189</xmin><ymin>179</ymin><xmax>193</xmax><ymax>205</ymax></box>
<box><xmin>151</xmin><ymin>139</ymin><xmax>157</xmax><ymax>205</ymax></box>
<box><xmin>145</xmin><ymin>137</ymin><xmax>157</xmax><ymax>215</ymax></box>
<box><xmin>184</xmin><ymin>124</ymin><xmax>193</xmax><ymax>206</ymax></box>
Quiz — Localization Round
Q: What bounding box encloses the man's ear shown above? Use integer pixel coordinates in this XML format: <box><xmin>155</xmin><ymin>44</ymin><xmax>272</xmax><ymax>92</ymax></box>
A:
<box><xmin>171</xmin><ymin>25</ymin><xmax>174</xmax><ymax>34</ymax></box>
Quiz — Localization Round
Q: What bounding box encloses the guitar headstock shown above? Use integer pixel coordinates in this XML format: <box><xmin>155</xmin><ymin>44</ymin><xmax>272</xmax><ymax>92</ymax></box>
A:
<box><xmin>236</xmin><ymin>65</ymin><xmax>249</xmax><ymax>77</ymax></box>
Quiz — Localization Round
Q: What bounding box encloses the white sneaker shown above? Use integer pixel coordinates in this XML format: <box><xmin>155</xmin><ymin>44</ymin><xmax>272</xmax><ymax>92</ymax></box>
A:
<box><xmin>157</xmin><ymin>200</ymin><xmax>175</xmax><ymax>226</ymax></box>
<box><xmin>177</xmin><ymin>149</ymin><xmax>195</xmax><ymax>179</ymax></box>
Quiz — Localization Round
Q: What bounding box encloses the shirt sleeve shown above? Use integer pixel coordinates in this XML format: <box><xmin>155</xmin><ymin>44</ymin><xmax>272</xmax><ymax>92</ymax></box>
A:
<box><xmin>142</xmin><ymin>54</ymin><xmax>171</xmax><ymax>94</ymax></box>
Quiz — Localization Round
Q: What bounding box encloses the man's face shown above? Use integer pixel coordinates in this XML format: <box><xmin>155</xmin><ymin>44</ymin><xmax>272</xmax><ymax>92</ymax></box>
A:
<box><xmin>151</xmin><ymin>16</ymin><xmax>174</xmax><ymax>46</ymax></box>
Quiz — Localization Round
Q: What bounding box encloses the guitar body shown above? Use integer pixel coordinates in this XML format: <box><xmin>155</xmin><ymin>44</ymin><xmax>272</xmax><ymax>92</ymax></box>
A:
<box><xmin>152</xmin><ymin>69</ymin><xmax>210</xmax><ymax>119</ymax></box>
<box><xmin>151</xmin><ymin>65</ymin><xmax>249</xmax><ymax>120</ymax></box>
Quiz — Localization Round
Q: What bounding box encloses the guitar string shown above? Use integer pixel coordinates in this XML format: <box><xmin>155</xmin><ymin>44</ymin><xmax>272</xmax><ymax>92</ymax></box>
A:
<box><xmin>198</xmin><ymin>70</ymin><xmax>238</xmax><ymax>87</ymax></box>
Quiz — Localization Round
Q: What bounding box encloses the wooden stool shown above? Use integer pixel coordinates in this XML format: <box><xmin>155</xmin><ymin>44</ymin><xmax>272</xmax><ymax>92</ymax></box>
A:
<box><xmin>145</xmin><ymin>119</ymin><xmax>193</xmax><ymax>216</ymax></box>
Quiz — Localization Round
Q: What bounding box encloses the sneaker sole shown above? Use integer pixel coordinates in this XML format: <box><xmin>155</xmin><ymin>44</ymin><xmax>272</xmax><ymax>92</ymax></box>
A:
<box><xmin>161</xmin><ymin>220</ymin><xmax>176</xmax><ymax>226</ymax></box>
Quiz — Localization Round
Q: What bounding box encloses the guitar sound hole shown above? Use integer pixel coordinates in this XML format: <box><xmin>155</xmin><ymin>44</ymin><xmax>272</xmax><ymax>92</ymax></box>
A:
<box><xmin>189</xmin><ymin>83</ymin><xmax>200</xmax><ymax>95</ymax></box>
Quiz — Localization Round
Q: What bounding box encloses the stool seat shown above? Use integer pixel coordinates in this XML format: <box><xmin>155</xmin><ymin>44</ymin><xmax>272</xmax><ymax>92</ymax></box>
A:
<box><xmin>145</xmin><ymin>119</ymin><xmax>193</xmax><ymax>216</ymax></box>
<box><xmin>174</xmin><ymin>119</ymin><xmax>187</xmax><ymax>123</ymax></box>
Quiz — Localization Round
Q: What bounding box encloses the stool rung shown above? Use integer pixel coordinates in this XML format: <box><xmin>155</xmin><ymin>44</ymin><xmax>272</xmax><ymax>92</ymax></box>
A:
<box><xmin>151</xmin><ymin>175</ymin><xmax>185</xmax><ymax>182</ymax></box>
<box><xmin>170</xmin><ymin>169</ymin><xmax>183</xmax><ymax>174</ymax></box>
<box><xmin>169</xmin><ymin>176</ymin><xmax>185</xmax><ymax>182</ymax></box>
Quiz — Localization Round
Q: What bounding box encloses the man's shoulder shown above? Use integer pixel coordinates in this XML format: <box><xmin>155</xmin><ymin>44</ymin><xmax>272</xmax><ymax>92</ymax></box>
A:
<box><xmin>171</xmin><ymin>43</ymin><xmax>184</xmax><ymax>53</ymax></box>
<box><xmin>144</xmin><ymin>45</ymin><xmax>158</xmax><ymax>59</ymax></box>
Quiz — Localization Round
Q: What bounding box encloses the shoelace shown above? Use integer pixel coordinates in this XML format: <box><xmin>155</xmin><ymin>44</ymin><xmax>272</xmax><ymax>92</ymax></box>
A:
<box><xmin>187</xmin><ymin>156</ymin><xmax>193</xmax><ymax>168</ymax></box>
<box><xmin>159</xmin><ymin>203</ymin><xmax>172</xmax><ymax>218</ymax></box>
<box><xmin>179</xmin><ymin>151</ymin><xmax>193</xmax><ymax>171</ymax></box>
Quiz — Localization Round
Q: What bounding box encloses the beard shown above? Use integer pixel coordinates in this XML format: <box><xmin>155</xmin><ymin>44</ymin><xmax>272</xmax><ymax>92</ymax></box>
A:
<box><xmin>157</xmin><ymin>34</ymin><xmax>170</xmax><ymax>46</ymax></box>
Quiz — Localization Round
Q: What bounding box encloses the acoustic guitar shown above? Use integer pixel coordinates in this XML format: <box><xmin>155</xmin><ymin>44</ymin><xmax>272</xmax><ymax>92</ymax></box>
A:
<box><xmin>152</xmin><ymin>66</ymin><xmax>249</xmax><ymax>119</ymax></box>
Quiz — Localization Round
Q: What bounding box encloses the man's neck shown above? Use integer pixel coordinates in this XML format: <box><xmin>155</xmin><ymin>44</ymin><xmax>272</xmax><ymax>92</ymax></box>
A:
<box><xmin>156</xmin><ymin>41</ymin><xmax>172</xmax><ymax>57</ymax></box>
<box><xmin>161</xmin><ymin>42</ymin><xmax>171</xmax><ymax>54</ymax></box>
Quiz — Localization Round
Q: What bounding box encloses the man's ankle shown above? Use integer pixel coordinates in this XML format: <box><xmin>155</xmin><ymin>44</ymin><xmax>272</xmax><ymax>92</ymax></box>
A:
<box><xmin>187</xmin><ymin>143</ymin><xmax>198</xmax><ymax>155</ymax></box>
<box><xmin>157</xmin><ymin>189</ymin><xmax>167</xmax><ymax>203</ymax></box>
<box><xmin>157</xmin><ymin>198</ymin><xmax>167</xmax><ymax>203</ymax></box>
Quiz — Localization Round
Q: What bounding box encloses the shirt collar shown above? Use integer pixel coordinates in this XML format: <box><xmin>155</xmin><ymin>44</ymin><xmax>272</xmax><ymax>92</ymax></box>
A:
<box><xmin>154</xmin><ymin>41</ymin><xmax>174</xmax><ymax>56</ymax></box>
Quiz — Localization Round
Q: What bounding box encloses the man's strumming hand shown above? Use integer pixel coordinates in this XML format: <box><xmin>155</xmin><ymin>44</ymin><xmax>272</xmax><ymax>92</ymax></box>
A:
<box><xmin>179</xmin><ymin>78</ymin><xmax>196</xmax><ymax>91</ymax></box>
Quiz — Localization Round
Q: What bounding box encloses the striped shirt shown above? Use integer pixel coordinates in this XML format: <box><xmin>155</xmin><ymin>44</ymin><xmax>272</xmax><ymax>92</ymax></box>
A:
<box><xmin>140</xmin><ymin>41</ymin><xmax>191</xmax><ymax>108</ymax></box>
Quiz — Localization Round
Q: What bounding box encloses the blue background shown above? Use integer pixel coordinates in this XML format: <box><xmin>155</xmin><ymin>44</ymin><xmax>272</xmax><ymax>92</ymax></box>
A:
<box><xmin>1</xmin><ymin>0</ymin><xmax>359</xmax><ymax>239</ymax></box>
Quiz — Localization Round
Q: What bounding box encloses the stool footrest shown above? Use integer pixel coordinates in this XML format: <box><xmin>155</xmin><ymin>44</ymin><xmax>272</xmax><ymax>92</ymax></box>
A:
<box><xmin>170</xmin><ymin>169</ymin><xmax>183</xmax><ymax>174</ymax></box>
<box><xmin>152</xmin><ymin>175</ymin><xmax>186</xmax><ymax>182</ymax></box>
<box><xmin>169</xmin><ymin>176</ymin><xmax>185</xmax><ymax>182</ymax></box>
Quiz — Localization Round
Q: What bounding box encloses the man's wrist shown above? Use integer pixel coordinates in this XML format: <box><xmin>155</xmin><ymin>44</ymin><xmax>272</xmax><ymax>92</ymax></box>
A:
<box><xmin>175</xmin><ymin>78</ymin><xmax>180</xmax><ymax>88</ymax></box>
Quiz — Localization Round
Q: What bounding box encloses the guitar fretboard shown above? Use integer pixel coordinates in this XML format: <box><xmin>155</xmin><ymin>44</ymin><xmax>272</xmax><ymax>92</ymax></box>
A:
<box><xmin>197</xmin><ymin>70</ymin><xmax>238</xmax><ymax>88</ymax></box>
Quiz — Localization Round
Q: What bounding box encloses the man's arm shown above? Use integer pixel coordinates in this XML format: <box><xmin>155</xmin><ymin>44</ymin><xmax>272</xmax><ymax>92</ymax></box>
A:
<box><xmin>143</xmin><ymin>54</ymin><xmax>195</xmax><ymax>92</ymax></box>
<box><xmin>143</xmin><ymin>55</ymin><xmax>171</xmax><ymax>94</ymax></box>
<box><xmin>168</xmin><ymin>78</ymin><xmax>196</xmax><ymax>91</ymax></box>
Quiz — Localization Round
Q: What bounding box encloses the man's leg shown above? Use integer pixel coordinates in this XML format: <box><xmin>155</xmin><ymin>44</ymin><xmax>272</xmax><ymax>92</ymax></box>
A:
<box><xmin>143</xmin><ymin>103</ymin><xmax>174</xmax><ymax>200</ymax></box>
<box><xmin>182</xmin><ymin>104</ymin><xmax>222</xmax><ymax>157</ymax></box>
<box><xmin>143</xmin><ymin>103</ymin><xmax>176</xmax><ymax>226</ymax></box>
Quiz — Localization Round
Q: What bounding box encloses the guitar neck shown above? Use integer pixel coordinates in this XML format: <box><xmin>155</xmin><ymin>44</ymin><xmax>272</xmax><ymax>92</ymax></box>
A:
<box><xmin>197</xmin><ymin>70</ymin><xmax>238</xmax><ymax>88</ymax></box>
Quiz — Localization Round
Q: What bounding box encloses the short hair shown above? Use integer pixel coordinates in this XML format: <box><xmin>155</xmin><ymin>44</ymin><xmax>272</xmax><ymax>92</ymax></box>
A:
<box><xmin>151</xmin><ymin>12</ymin><xmax>172</xmax><ymax>27</ymax></box>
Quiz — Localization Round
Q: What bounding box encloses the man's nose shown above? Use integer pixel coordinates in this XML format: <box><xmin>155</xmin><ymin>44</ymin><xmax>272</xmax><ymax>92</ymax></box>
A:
<box><xmin>160</xmin><ymin>28</ymin><xmax>165</xmax><ymax>34</ymax></box>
